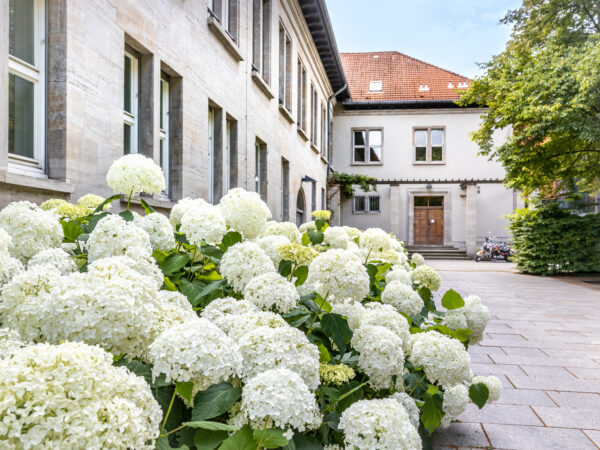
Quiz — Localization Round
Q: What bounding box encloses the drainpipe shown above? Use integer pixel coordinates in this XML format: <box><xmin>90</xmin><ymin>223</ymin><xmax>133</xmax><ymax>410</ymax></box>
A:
<box><xmin>326</xmin><ymin>83</ymin><xmax>347</xmax><ymax>181</ymax></box>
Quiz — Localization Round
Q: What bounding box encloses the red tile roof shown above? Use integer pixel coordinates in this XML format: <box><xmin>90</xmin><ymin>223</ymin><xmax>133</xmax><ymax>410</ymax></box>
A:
<box><xmin>340</xmin><ymin>51</ymin><xmax>471</xmax><ymax>103</ymax></box>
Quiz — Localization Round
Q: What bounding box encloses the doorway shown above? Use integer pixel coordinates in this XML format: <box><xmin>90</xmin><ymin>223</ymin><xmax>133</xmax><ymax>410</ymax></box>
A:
<box><xmin>414</xmin><ymin>196</ymin><xmax>444</xmax><ymax>245</ymax></box>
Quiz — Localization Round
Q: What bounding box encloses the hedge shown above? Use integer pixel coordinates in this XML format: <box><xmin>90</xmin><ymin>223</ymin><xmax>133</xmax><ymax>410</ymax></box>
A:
<box><xmin>509</xmin><ymin>201</ymin><xmax>600</xmax><ymax>275</ymax></box>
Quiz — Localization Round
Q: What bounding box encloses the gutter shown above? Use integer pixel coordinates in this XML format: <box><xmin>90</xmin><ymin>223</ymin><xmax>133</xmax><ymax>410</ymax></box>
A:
<box><xmin>327</xmin><ymin>82</ymin><xmax>348</xmax><ymax>181</ymax></box>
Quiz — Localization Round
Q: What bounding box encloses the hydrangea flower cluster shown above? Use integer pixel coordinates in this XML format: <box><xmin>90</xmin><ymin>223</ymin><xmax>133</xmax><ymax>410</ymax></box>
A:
<box><xmin>86</xmin><ymin>214</ymin><xmax>152</xmax><ymax>262</ymax></box>
<box><xmin>359</xmin><ymin>227</ymin><xmax>394</xmax><ymax>253</ymax></box>
<box><xmin>133</xmin><ymin>212</ymin><xmax>176</xmax><ymax>251</ymax></box>
<box><xmin>254</xmin><ymin>234</ymin><xmax>290</xmax><ymax>266</ymax></box>
<box><xmin>385</xmin><ymin>268</ymin><xmax>412</xmax><ymax>286</ymax></box>
<box><xmin>360</xmin><ymin>303</ymin><xmax>412</xmax><ymax>354</ymax></box>
<box><xmin>277</xmin><ymin>242</ymin><xmax>319</xmax><ymax>266</ymax></box>
<box><xmin>311</xmin><ymin>210</ymin><xmax>332</xmax><ymax>220</ymax></box>
<box><xmin>219</xmin><ymin>311</ymin><xmax>289</xmax><ymax>343</ymax></box>
<box><xmin>0</xmin><ymin>327</ymin><xmax>27</xmax><ymax>359</ymax></box>
<box><xmin>243</xmin><ymin>272</ymin><xmax>300</xmax><ymax>313</ymax></box>
<box><xmin>219</xmin><ymin>188</ymin><xmax>271</xmax><ymax>239</ymax></box>
<box><xmin>442</xmin><ymin>384</ymin><xmax>469</xmax><ymax>425</ymax></box>
<box><xmin>0</xmin><ymin>228</ymin><xmax>23</xmax><ymax>287</ymax></box>
<box><xmin>179</xmin><ymin>202</ymin><xmax>227</xmax><ymax>246</ymax></box>
<box><xmin>410</xmin><ymin>264</ymin><xmax>443</xmax><ymax>291</ymax></box>
<box><xmin>106</xmin><ymin>153</ymin><xmax>166</xmax><ymax>195</ymax></box>
<box><xmin>263</xmin><ymin>221</ymin><xmax>301</xmax><ymax>244</ymax></box>
<box><xmin>381</xmin><ymin>280</ymin><xmax>425</xmax><ymax>316</ymax></box>
<box><xmin>323</xmin><ymin>226</ymin><xmax>350</xmax><ymax>249</ymax></box>
<box><xmin>319</xmin><ymin>363</ymin><xmax>356</xmax><ymax>385</ymax></box>
<box><xmin>220</xmin><ymin>242</ymin><xmax>276</xmax><ymax>292</ymax></box>
<box><xmin>28</xmin><ymin>247</ymin><xmax>77</xmax><ymax>275</ymax></box>
<box><xmin>411</xmin><ymin>253</ymin><xmax>425</xmax><ymax>266</ymax></box>
<box><xmin>472</xmin><ymin>375</ymin><xmax>502</xmax><ymax>402</ymax></box>
<box><xmin>169</xmin><ymin>197</ymin><xmax>209</xmax><ymax>226</ymax></box>
<box><xmin>390</xmin><ymin>393</ymin><xmax>421</xmax><ymax>429</ymax></box>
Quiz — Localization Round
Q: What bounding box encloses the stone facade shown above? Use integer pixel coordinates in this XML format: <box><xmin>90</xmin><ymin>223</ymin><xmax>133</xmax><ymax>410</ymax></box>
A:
<box><xmin>1</xmin><ymin>0</ymin><xmax>338</xmax><ymax>221</ymax></box>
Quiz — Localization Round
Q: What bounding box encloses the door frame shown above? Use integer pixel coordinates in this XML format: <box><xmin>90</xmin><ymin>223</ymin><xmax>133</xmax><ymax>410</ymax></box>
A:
<box><xmin>407</xmin><ymin>189</ymin><xmax>452</xmax><ymax>246</ymax></box>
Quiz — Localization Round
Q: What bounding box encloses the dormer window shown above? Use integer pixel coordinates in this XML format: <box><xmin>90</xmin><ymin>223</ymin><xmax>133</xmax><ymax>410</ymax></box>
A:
<box><xmin>419</xmin><ymin>84</ymin><xmax>430</xmax><ymax>91</ymax></box>
<box><xmin>369</xmin><ymin>80</ymin><xmax>382</xmax><ymax>92</ymax></box>
<box><xmin>448</xmin><ymin>82</ymin><xmax>454</xmax><ymax>89</ymax></box>
<box><xmin>457</xmin><ymin>81</ymin><xmax>469</xmax><ymax>88</ymax></box>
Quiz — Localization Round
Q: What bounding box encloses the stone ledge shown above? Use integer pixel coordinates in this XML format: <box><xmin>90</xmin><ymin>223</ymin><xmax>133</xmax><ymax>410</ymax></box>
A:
<box><xmin>297</xmin><ymin>126</ymin><xmax>309</xmax><ymax>142</ymax></box>
<box><xmin>278</xmin><ymin>104</ymin><xmax>294</xmax><ymax>124</ymax></box>
<box><xmin>0</xmin><ymin>168</ymin><xmax>75</xmax><ymax>194</ymax></box>
<box><xmin>251</xmin><ymin>69</ymin><xmax>274</xmax><ymax>99</ymax></box>
<box><xmin>120</xmin><ymin>194</ymin><xmax>176</xmax><ymax>210</ymax></box>
<box><xmin>207</xmin><ymin>16</ymin><xmax>244</xmax><ymax>62</ymax></box>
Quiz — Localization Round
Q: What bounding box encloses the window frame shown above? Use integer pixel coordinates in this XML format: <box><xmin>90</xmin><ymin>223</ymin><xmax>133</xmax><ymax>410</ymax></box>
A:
<box><xmin>7</xmin><ymin>0</ymin><xmax>46</xmax><ymax>174</ymax></box>
<box><xmin>208</xmin><ymin>107</ymin><xmax>215</xmax><ymax>203</ymax></box>
<box><xmin>352</xmin><ymin>195</ymin><xmax>381</xmax><ymax>214</ymax></box>
<box><xmin>278</xmin><ymin>22</ymin><xmax>292</xmax><ymax>113</ymax></box>
<box><xmin>412</xmin><ymin>126</ymin><xmax>446</xmax><ymax>164</ymax></box>
<box><xmin>351</xmin><ymin>127</ymin><xmax>383</xmax><ymax>165</ymax></box>
<box><xmin>297</xmin><ymin>58</ymin><xmax>307</xmax><ymax>133</ymax></box>
<box><xmin>368</xmin><ymin>80</ymin><xmax>382</xmax><ymax>92</ymax></box>
<box><xmin>320</xmin><ymin>103</ymin><xmax>327</xmax><ymax>158</ymax></box>
<box><xmin>159</xmin><ymin>73</ymin><xmax>170</xmax><ymax>196</ymax></box>
<box><xmin>123</xmin><ymin>48</ymin><xmax>140</xmax><ymax>155</ymax></box>
<box><xmin>310</xmin><ymin>83</ymin><xmax>318</xmax><ymax>147</ymax></box>
<box><xmin>252</xmin><ymin>0</ymin><xmax>271</xmax><ymax>83</ymax></box>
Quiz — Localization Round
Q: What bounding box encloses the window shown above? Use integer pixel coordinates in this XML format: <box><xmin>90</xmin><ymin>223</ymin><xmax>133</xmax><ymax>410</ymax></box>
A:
<box><xmin>225</xmin><ymin>117</ymin><xmax>238</xmax><ymax>192</ymax></box>
<box><xmin>281</xmin><ymin>158</ymin><xmax>290</xmax><ymax>221</ymax></box>
<box><xmin>209</xmin><ymin>0</ymin><xmax>238</xmax><ymax>42</ymax></box>
<box><xmin>369</xmin><ymin>80</ymin><xmax>382</xmax><ymax>92</ymax></box>
<box><xmin>252</xmin><ymin>0</ymin><xmax>271</xmax><ymax>82</ymax></box>
<box><xmin>297</xmin><ymin>59</ymin><xmax>307</xmax><ymax>132</ymax></box>
<box><xmin>255</xmin><ymin>139</ymin><xmax>267</xmax><ymax>201</ymax></box>
<box><xmin>8</xmin><ymin>0</ymin><xmax>46</xmax><ymax>172</ymax></box>
<box><xmin>321</xmin><ymin>187</ymin><xmax>326</xmax><ymax>210</ymax></box>
<box><xmin>159</xmin><ymin>74</ymin><xmax>170</xmax><ymax>195</ymax></box>
<box><xmin>296</xmin><ymin>189</ymin><xmax>306</xmax><ymax>227</ymax></box>
<box><xmin>311</xmin><ymin>182</ymin><xmax>316</xmax><ymax>212</ymax></box>
<box><xmin>278</xmin><ymin>23</ymin><xmax>292</xmax><ymax>111</ymax></box>
<box><xmin>320</xmin><ymin>104</ymin><xmax>327</xmax><ymax>157</ymax></box>
<box><xmin>352</xmin><ymin>128</ymin><xmax>382</xmax><ymax>164</ymax></box>
<box><xmin>208</xmin><ymin>107</ymin><xmax>215</xmax><ymax>203</ymax></box>
<box><xmin>414</xmin><ymin>127</ymin><xmax>445</xmax><ymax>163</ymax></box>
<box><xmin>123</xmin><ymin>48</ymin><xmax>139</xmax><ymax>155</ymax></box>
<box><xmin>310</xmin><ymin>84</ymin><xmax>318</xmax><ymax>146</ymax></box>
<box><xmin>353</xmin><ymin>195</ymin><xmax>380</xmax><ymax>213</ymax></box>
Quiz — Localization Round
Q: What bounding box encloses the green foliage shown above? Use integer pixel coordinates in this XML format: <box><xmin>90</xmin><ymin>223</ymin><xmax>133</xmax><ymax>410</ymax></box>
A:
<box><xmin>458</xmin><ymin>0</ymin><xmax>600</xmax><ymax>195</ymax></box>
<box><xmin>320</xmin><ymin>313</ymin><xmax>353</xmax><ymax>354</ymax></box>
<box><xmin>509</xmin><ymin>201</ymin><xmax>600</xmax><ymax>275</ymax></box>
<box><xmin>328</xmin><ymin>172</ymin><xmax>377</xmax><ymax>198</ymax></box>
<box><xmin>421</xmin><ymin>388</ymin><xmax>445</xmax><ymax>434</ymax></box>
<box><xmin>191</xmin><ymin>383</ymin><xmax>242</xmax><ymax>422</ymax></box>
<box><xmin>441</xmin><ymin>289</ymin><xmax>465</xmax><ymax>310</ymax></box>
<box><xmin>469</xmin><ymin>383</ymin><xmax>490</xmax><ymax>409</ymax></box>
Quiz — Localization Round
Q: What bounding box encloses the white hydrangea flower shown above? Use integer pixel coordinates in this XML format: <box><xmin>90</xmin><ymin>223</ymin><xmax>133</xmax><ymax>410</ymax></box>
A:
<box><xmin>442</xmin><ymin>384</ymin><xmax>469</xmax><ymax>418</ymax></box>
<box><xmin>444</xmin><ymin>310</ymin><xmax>468</xmax><ymax>330</ymax></box>
<box><xmin>133</xmin><ymin>212</ymin><xmax>175</xmax><ymax>251</ymax></box>
<box><xmin>351</xmin><ymin>325</ymin><xmax>405</xmax><ymax>390</ymax></box>
<box><xmin>170</xmin><ymin>197</ymin><xmax>209</xmax><ymax>226</ymax></box>
<box><xmin>410</xmin><ymin>331</ymin><xmax>472</xmax><ymax>387</ymax></box>
<box><xmin>410</xmin><ymin>265</ymin><xmax>442</xmax><ymax>291</ymax></box>
<box><xmin>359</xmin><ymin>228</ymin><xmax>394</xmax><ymax>253</ymax></box>
<box><xmin>472</xmin><ymin>375</ymin><xmax>502</xmax><ymax>402</ymax></box>
<box><xmin>238</xmin><ymin>326</ymin><xmax>320</xmax><ymax>389</ymax></box>
<box><xmin>220</xmin><ymin>311</ymin><xmax>289</xmax><ymax>342</ymax></box>
<box><xmin>339</xmin><ymin>399</ymin><xmax>421</xmax><ymax>450</ymax></box>
<box><xmin>0</xmin><ymin>201</ymin><xmax>63</xmax><ymax>261</ymax></box>
<box><xmin>180</xmin><ymin>203</ymin><xmax>227</xmax><ymax>246</ymax></box>
<box><xmin>385</xmin><ymin>268</ymin><xmax>412</xmax><ymax>286</ymax></box>
<box><xmin>304</xmin><ymin>249</ymin><xmax>369</xmax><ymax>304</ymax></box>
<box><xmin>0</xmin><ymin>342</ymin><xmax>162</xmax><ymax>450</ymax></box>
<box><xmin>219</xmin><ymin>188</ymin><xmax>271</xmax><ymax>239</ymax></box>
<box><xmin>323</xmin><ymin>445</ymin><xmax>344</xmax><ymax>450</ymax></box>
<box><xmin>254</xmin><ymin>235</ymin><xmax>290</xmax><ymax>266</ymax></box>
<box><xmin>148</xmin><ymin>318</ymin><xmax>242</xmax><ymax>393</ymax></box>
<box><xmin>157</xmin><ymin>290</ymin><xmax>194</xmax><ymax>312</ymax></box>
<box><xmin>0</xmin><ymin>327</ymin><xmax>27</xmax><ymax>359</ymax></box>
<box><xmin>462</xmin><ymin>295</ymin><xmax>491</xmax><ymax>344</ymax></box>
<box><xmin>241</xmin><ymin>368</ymin><xmax>321</xmax><ymax>432</ymax></box>
<box><xmin>360</xmin><ymin>303</ymin><xmax>411</xmax><ymax>354</ymax></box>
<box><xmin>88</xmin><ymin>254</ymin><xmax>163</xmax><ymax>290</ymax></box>
<box><xmin>200</xmin><ymin>297</ymin><xmax>258</xmax><ymax>326</ymax></box>
<box><xmin>106</xmin><ymin>154</ymin><xmax>166</xmax><ymax>195</ymax></box>
<box><xmin>0</xmin><ymin>255</ymin><xmax>24</xmax><ymax>287</ymax></box>
<box><xmin>220</xmin><ymin>242</ymin><xmax>276</xmax><ymax>292</ymax></box>
<box><xmin>342</xmin><ymin>226</ymin><xmax>361</xmax><ymax>242</ymax></box>
<box><xmin>76</xmin><ymin>193</ymin><xmax>108</xmax><ymax>211</ymax></box>
<box><xmin>264</xmin><ymin>221</ymin><xmax>301</xmax><ymax>244</ymax></box>
<box><xmin>0</xmin><ymin>228</ymin><xmax>11</xmax><ymax>254</ymax></box>
<box><xmin>323</xmin><ymin>226</ymin><xmax>350</xmax><ymax>249</ymax></box>
<box><xmin>243</xmin><ymin>272</ymin><xmax>299</xmax><ymax>314</ymax></box>
<box><xmin>299</xmin><ymin>221</ymin><xmax>316</xmax><ymax>233</ymax></box>
<box><xmin>381</xmin><ymin>281</ymin><xmax>424</xmax><ymax>316</ymax></box>
<box><xmin>0</xmin><ymin>265</ymin><xmax>61</xmax><ymax>342</ymax></box>
<box><xmin>411</xmin><ymin>253</ymin><xmax>426</xmax><ymax>266</ymax></box>
<box><xmin>86</xmin><ymin>214</ymin><xmax>152</xmax><ymax>262</ymax></box>
<box><xmin>331</xmin><ymin>302</ymin><xmax>366</xmax><ymax>331</ymax></box>
<box><xmin>390</xmin><ymin>392</ymin><xmax>421</xmax><ymax>429</ymax></box>
<box><xmin>28</xmin><ymin>248</ymin><xmax>77</xmax><ymax>275</ymax></box>
<box><xmin>369</xmin><ymin>249</ymin><xmax>406</xmax><ymax>265</ymax></box>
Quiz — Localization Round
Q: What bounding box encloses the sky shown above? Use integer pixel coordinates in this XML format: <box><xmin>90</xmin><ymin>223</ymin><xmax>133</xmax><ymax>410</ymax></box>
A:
<box><xmin>325</xmin><ymin>0</ymin><xmax>522</xmax><ymax>78</ymax></box>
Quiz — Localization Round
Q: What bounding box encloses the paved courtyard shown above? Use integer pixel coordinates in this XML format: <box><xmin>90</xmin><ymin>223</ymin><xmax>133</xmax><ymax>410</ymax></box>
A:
<box><xmin>430</xmin><ymin>260</ymin><xmax>600</xmax><ymax>450</ymax></box>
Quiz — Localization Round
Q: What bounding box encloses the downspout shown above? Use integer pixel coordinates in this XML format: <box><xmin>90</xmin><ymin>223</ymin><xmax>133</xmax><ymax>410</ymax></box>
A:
<box><xmin>326</xmin><ymin>83</ymin><xmax>347</xmax><ymax>182</ymax></box>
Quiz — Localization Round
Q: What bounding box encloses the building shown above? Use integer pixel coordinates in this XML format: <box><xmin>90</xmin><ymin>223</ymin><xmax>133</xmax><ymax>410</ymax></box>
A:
<box><xmin>331</xmin><ymin>52</ymin><xmax>523</xmax><ymax>255</ymax></box>
<box><xmin>1</xmin><ymin>0</ymin><xmax>348</xmax><ymax>223</ymax></box>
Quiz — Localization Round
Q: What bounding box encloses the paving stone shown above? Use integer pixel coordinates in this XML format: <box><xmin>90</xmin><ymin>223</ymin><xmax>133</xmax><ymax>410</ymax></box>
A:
<box><xmin>484</xmin><ymin>424</ymin><xmax>597</xmax><ymax>450</ymax></box>
<box><xmin>471</xmin><ymin>362</ymin><xmax>527</xmax><ymax>378</ymax></box>
<box><xmin>533</xmin><ymin>406</ymin><xmax>600</xmax><ymax>429</ymax></box>
<box><xmin>519</xmin><ymin>365</ymin><xmax>575</xmax><ymax>378</ymax></box>
<box><xmin>495</xmin><ymin>389</ymin><xmax>556</xmax><ymax>407</ymax></box>
<box><xmin>468</xmin><ymin>345</ymin><xmax>506</xmax><ymax>355</ymax></box>
<box><xmin>497</xmin><ymin>346</ymin><xmax>548</xmax><ymax>357</ymax></box>
<box><xmin>433</xmin><ymin>422</ymin><xmax>490</xmax><ymax>447</ymax></box>
<box><xmin>457</xmin><ymin>403</ymin><xmax>543</xmax><ymax>426</ymax></box>
<box><xmin>491</xmin><ymin>354</ymin><xmax>600</xmax><ymax>368</ymax></box>
<box><xmin>546</xmin><ymin>391</ymin><xmax>600</xmax><ymax>408</ymax></box>
<box><xmin>568</xmin><ymin>367</ymin><xmax>600</xmax><ymax>380</ymax></box>
<box><xmin>583</xmin><ymin>430</ymin><xmax>600</xmax><ymax>447</ymax></box>
<box><xmin>469</xmin><ymin>353</ymin><xmax>494</xmax><ymax>363</ymax></box>
<box><xmin>508</xmin><ymin>375</ymin><xmax>600</xmax><ymax>393</ymax></box>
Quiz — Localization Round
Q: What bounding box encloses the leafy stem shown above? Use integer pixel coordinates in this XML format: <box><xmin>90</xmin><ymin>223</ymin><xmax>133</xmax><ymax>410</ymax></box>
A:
<box><xmin>126</xmin><ymin>189</ymin><xmax>134</xmax><ymax>211</ymax></box>
<box><xmin>159</xmin><ymin>388</ymin><xmax>177</xmax><ymax>436</ymax></box>
<box><xmin>255</xmin><ymin>415</ymin><xmax>270</xmax><ymax>450</ymax></box>
<box><xmin>306</xmin><ymin>293</ymin><xmax>328</xmax><ymax>338</ymax></box>
<box><xmin>409</xmin><ymin>374</ymin><xmax>426</xmax><ymax>396</ymax></box>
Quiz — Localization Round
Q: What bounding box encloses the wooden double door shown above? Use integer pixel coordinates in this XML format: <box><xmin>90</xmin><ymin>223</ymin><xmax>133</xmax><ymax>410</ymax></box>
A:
<box><xmin>414</xmin><ymin>197</ymin><xmax>444</xmax><ymax>245</ymax></box>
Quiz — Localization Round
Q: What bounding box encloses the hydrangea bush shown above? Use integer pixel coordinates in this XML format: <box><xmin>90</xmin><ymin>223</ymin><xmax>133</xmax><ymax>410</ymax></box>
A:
<box><xmin>0</xmin><ymin>154</ymin><xmax>501</xmax><ymax>449</ymax></box>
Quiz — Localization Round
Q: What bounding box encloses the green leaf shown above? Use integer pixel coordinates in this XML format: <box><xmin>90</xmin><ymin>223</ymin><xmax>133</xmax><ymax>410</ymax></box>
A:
<box><xmin>292</xmin><ymin>265</ymin><xmax>309</xmax><ymax>286</ymax></box>
<box><xmin>176</xmin><ymin>381</ymin><xmax>194</xmax><ymax>404</ymax></box>
<box><xmin>301</xmin><ymin>232</ymin><xmax>310</xmax><ymax>246</ymax></box>
<box><xmin>60</xmin><ymin>220</ymin><xmax>82</xmax><ymax>242</ymax></box>
<box><xmin>163</xmin><ymin>277</ymin><xmax>177</xmax><ymax>291</ymax></box>
<box><xmin>191</xmin><ymin>382</ymin><xmax>242</xmax><ymax>421</ymax></box>
<box><xmin>253</xmin><ymin>429</ymin><xmax>289</xmax><ymax>449</ymax></box>
<box><xmin>278</xmin><ymin>260</ymin><xmax>293</xmax><ymax>277</ymax></box>
<box><xmin>318</xmin><ymin>343</ymin><xmax>331</xmax><ymax>363</ymax></box>
<box><xmin>441</xmin><ymin>289</ymin><xmax>465</xmax><ymax>310</ymax></box>
<box><xmin>91</xmin><ymin>194</ymin><xmax>120</xmax><ymax>214</ymax></box>
<box><xmin>292</xmin><ymin>434</ymin><xmax>322</xmax><ymax>450</ymax></box>
<box><xmin>119</xmin><ymin>210</ymin><xmax>134</xmax><ymax>222</ymax></box>
<box><xmin>139</xmin><ymin>197</ymin><xmax>156</xmax><ymax>214</ymax></box>
<box><xmin>320</xmin><ymin>313</ymin><xmax>352</xmax><ymax>354</ymax></box>
<box><xmin>469</xmin><ymin>383</ymin><xmax>489</xmax><ymax>409</ymax></box>
<box><xmin>179</xmin><ymin>279</ymin><xmax>204</xmax><ymax>304</ymax></box>
<box><xmin>315</xmin><ymin>218</ymin><xmax>328</xmax><ymax>231</ymax></box>
<box><xmin>307</xmin><ymin>229</ymin><xmax>324</xmax><ymax>245</ymax></box>
<box><xmin>219</xmin><ymin>425</ymin><xmax>256</xmax><ymax>450</ymax></box>
<box><xmin>86</xmin><ymin>211</ymin><xmax>109</xmax><ymax>233</ymax></box>
<box><xmin>421</xmin><ymin>393</ymin><xmax>445</xmax><ymax>434</ymax></box>
<box><xmin>115</xmin><ymin>359</ymin><xmax>169</xmax><ymax>388</ymax></box>
<box><xmin>451</xmin><ymin>328</ymin><xmax>473</xmax><ymax>344</ymax></box>
<box><xmin>418</xmin><ymin>287</ymin><xmax>436</xmax><ymax>312</ymax></box>
<box><xmin>193</xmin><ymin>429</ymin><xmax>228</xmax><ymax>450</ymax></box>
<box><xmin>202</xmin><ymin>245</ymin><xmax>223</xmax><ymax>259</ymax></box>
<box><xmin>160</xmin><ymin>253</ymin><xmax>190</xmax><ymax>275</ymax></box>
<box><xmin>193</xmin><ymin>279</ymin><xmax>226</xmax><ymax>307</ymax></box>
<box><xmin>221</xmin><ymin>231</ymin><xmax>243</xmax><ymax>250</ymax></box>
<box><xmin>313</xmin><ymin>294</ymin><xmax>332</xmax><ymax>313</ymax></box>
<box><xmin>183</xmin><ymin>421</ymin><xmax>236</xmax><ymax>431</ymax></box>
<box><xmin>155</xmin><ymin>436</ymin><xmax>172</xmax><ymax>450</ymax></box>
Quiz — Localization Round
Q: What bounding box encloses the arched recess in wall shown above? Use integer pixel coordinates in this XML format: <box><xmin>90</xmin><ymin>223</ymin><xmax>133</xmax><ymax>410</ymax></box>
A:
<box><xmin>296</xmin><ymin>188</ymin><xmax>306</xmax><ymax>227</ymax></box>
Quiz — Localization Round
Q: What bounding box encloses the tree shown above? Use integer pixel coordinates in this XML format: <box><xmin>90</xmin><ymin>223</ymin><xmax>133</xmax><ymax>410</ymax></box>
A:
<box><xmin>459</xmin><ymin>0</ymin><xmax>600</xmax><ymax>196</ymax></box>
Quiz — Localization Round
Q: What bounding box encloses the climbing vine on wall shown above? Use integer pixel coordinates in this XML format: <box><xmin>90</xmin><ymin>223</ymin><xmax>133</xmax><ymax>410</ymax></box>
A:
<box><xmin>328</xmin><ymin>172</ymin><xmax>377</xmax><ymax>198</ymax></box>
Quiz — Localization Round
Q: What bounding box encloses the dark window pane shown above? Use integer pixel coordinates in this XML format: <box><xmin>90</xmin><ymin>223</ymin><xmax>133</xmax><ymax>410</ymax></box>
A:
<box><xmin>124</xmin><ymin>124</ymin><xmax>131</xmax><ymax>155</ymax></box>
<box><xmin>124</xmin><ymin>56</ymin><xmax>132</xmax><ymax>113</ymax></box>
<box><xmin>354</xmin><ymin>196</ymin><xmax>365</xmax><ymax>212</ymax></box>
<box><xmin>414</xmin><ymin>197</ymin><xmax>428</xmax><ymax>206</ymax></box>
<box><xmin>160</xmin><ymin>140</ymin><xmax>164</xmax><ymax>169</ymax></box>
<box><xmin>160</xmin><ymin>80</ymin><xmax>164</xmax><ymax>129</ymax></box>
<box><xmin>369</xmin><ymin>196</ymin><xmax>380</xmax><ymax>211</ymax></box>
<box><xmin>415</xmin><ymin>146</ymin><xmax>426</xmax><ymax>161</ymax></box>
<box><xmin>369</xmin><ymin>146</ymin><xmax>382</xmax><ymax>162</ymax></box>
<box><xmin>432</xmin><ymin>146</ymin><xmax>443</xmax><ymax>161</ymax></box>
<box><xmin>8</xmin><ymin>74</ymin><xmax>34</xmax><ymax>158</ymax></box>
<box><xmin>9</xmin><ymin>0</ymin><xmax>35</xmax><ymax>65</ymax></box>
<box><xmin>354</xmin><ymin>147</ymin><xmax>365</xmax><ymax>162</ymax></box>
<box><xmin>429</xmin><ymin>197</ymin><xmax>443</xmax><ymax>206</ymax></box>
<box><xmin>414</xmin><ymin>129</ymin><xmax>427</xmax><ymax>147</ymax></box>
<box><xmin>354</xmin><ymin>130</ymin><xmax>366</xmax><ymax>146</ymax></box>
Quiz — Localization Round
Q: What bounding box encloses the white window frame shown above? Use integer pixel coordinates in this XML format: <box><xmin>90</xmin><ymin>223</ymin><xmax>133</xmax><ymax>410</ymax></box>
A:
<box><xmin>310</xmin><ymin>83</ymin><xmax>318</xmax><ymax>146</ymax></box>
<box><xmin>278</xmin><ymin>22</ymin><xmax>292</xmax><ymax>112</ymax></box>
<box><xmin>351</xmin><ymin>128</ymin><xmax>383</xmax><ymax>165</ymax></box>
<box><xmin>297</xmin><ymin>59</ymin><xmax>307</xmax><ymax>132</ymax></box>
<box><xmin>123</xmin><ymin>50</ymin><xmax>139</xmax><ymax>155</ymax></box>
<box><xmin>208</xmin><ymin>107</ymin><xmax>215</xmax><ymax>203</ymax></box>
<box><xmin>225</xmin><ymin>119</ymin><xmax>231</xmax><ymax>193</ymax></box>
<box><xmin>255</xmin><ymin>141</ymin><xmax>262</xmax><ymax>194</ymax></box>
<box><xmin>8</xmin><ymin>0</ymin><xmax>46</xmax><ymax>174</ymax></box>
<box><xmin>159</xmin><ymin>75</ymin><xmax>170</xmax><ymax>196</ymax></box>
<box><xmin>368</xmin><ymin>80</ymin><xmax>382</xmax><ymax>92</ymax></box>
<box><xmin>353</xmin><ymin>195</ymin><xmax>381</xmax><ymax>214</ymax></box>
<box><xmin>413</xmin><ymin>127</ymin><xmax>446</xmax><ymax>164</ymax></box>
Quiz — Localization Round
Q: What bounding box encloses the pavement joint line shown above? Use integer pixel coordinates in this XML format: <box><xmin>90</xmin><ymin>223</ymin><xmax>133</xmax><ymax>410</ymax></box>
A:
<box><xmin>530</xmin><ymin>405</ymin><xmax>547</xmax><ymax>427</ymax></box>
<box><xmin>479</xmin><ymin>422</ymin><xmax>493</xmax><ymax>448</ymax></box>
<box><xmin>542</xmin><ymin>390</ymin><xmax>560</xmax><ymax>407</ymax></box>
<box><xmin>583</xmin><ymin>430</ymin><xmax>600</xmax><ymax>450</ymax></box>
<box><xmin>563</xmin><ymin>366</ymin><xmax>579</xmax><ymax>379</ymax></box>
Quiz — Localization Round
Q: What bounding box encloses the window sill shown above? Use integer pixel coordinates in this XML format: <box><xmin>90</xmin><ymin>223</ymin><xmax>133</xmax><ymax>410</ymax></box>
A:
<box><xmin>120</xmin><ymin>194</ymin><xmax>176</xmax><ymax>210</ymax></box>
<box><xmin>207</xmin><ymin>16</ymin><xmax>243</xmax><ymax>62</ymax></box>
<box><xmin>320</xmin><ymin>155</ymin><xmax>328</xmax><ymax>164</ymax></box>
<box><xmin>412</xmin><ymin>161</ymin><xmax>446</xmax><ymax>165</ymax></box>
<box><xmin>279</xmin><ymin>104</ymin><xmax>294</xmax><ymax>124</ymax></box>
<box><xmin>0</xmin><ymin>167</ymin><xmax>75</xmax><ymax>194</ymax></box>
<box><xmin>352</xmin><ymin>211</ymin><xmax>381</xmax><ymax>215</ymax></box>
<box><xmin>251</xmin><ymin>69</ymin><xmax>274</xmax><ymax>99</ymax></box>
<box><xmin>350</xmin><ymin>162</ymin><xmax>383</xmax><ymax>166</ymax></box>
<box><xmin>297</xmin><ymin>127</ymin><xmax>309</xmax><ymax>142</ymax></box>
<box><xmin>310</xmin><ymin>143</ymin><xmax>319</xmax><ymax>154</ymax></box>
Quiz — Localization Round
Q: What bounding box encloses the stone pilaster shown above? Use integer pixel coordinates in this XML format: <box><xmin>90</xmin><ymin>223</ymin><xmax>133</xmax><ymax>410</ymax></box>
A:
<box><xmin>328</xmin><ymin>185</ymin><xmax>341</xmax><ymax>226</ymax></box>
<box><xmin>465</xmin><ymin>184</ymin><xmax>478</xmax><ymax>256</ymax></box>
<box><xmin>390</xmin><ymin>184</ymin><xmax>401</xmax><ymax>239</ymax></box>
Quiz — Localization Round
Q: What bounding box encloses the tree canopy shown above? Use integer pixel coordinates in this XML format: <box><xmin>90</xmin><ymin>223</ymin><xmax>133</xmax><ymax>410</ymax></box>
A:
<box><xmin>459</xmin><ymin>0</ymin><xmax>600</xmax><ymax>196</ymax></box>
